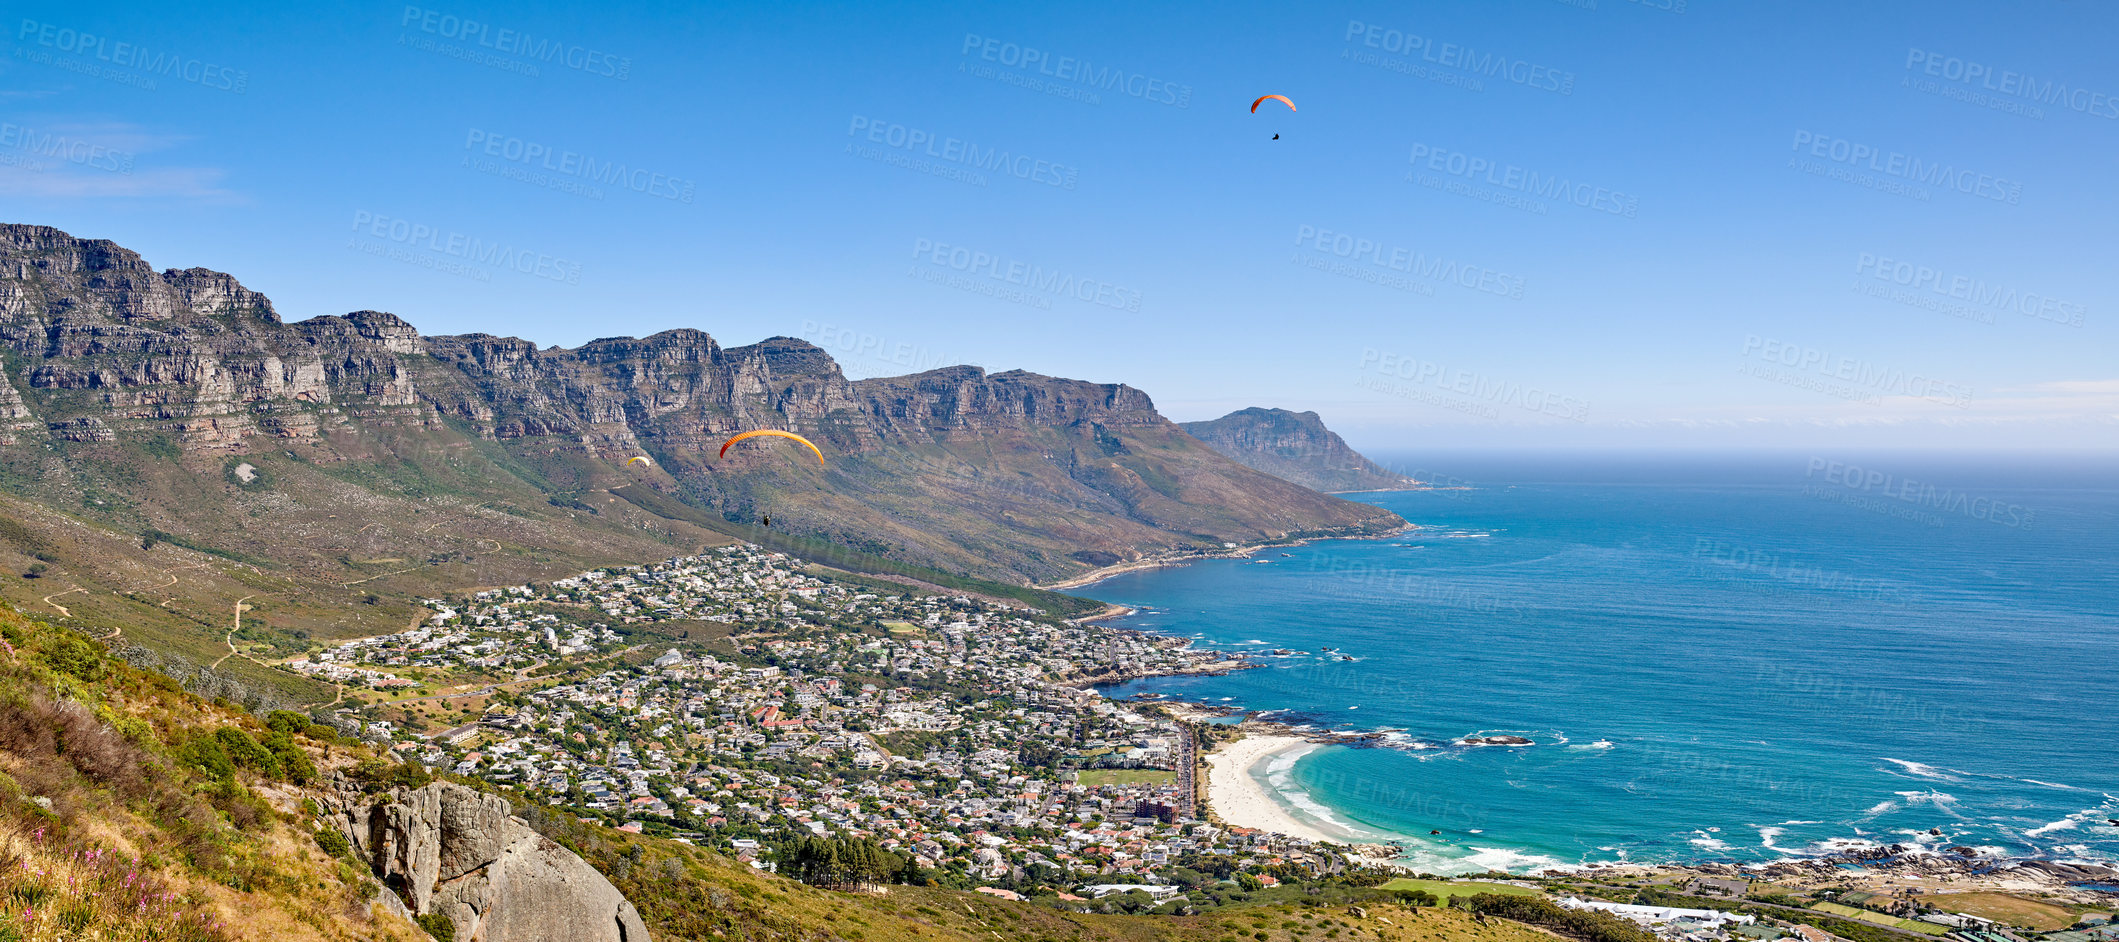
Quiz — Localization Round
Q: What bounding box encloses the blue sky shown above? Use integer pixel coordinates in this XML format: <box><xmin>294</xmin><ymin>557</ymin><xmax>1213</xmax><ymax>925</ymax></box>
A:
<box><xmin>4</xmin><ymin>0</ymin><xmax>2114</xmax><ymax>450</ymax></box>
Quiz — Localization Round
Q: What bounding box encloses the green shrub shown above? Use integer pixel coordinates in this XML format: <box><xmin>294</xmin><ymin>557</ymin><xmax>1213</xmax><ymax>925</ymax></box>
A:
<box><xmin>214</xmin><ymin>727</ymin><xmax>282</xmax><ymax>778</ymax></box>
<box><xmin>314</xmin><ymin>828</ymin><xmax>352</xmax><ymax>859</ymax></box>
<box><xmin>415</xmin><ymin>912</ymin><xmax>455</xmax><ymax>940</ymax></box>
<box><xmin>348</xmin><ymin>756</ymin><xmax>431</xmax><ymax>792</ymax></box>
<box><xmin>266</xmin><ymin>710</ymin><xmax>309</xmax><ymax>736</ymax></box>
<box><xmin>40</xmin><ymin>635</ymin><xmax>105</xmax><ymax>681</ymax></box>
<box><xmin>179</xmin><ymin>735</ymin><xmax>235</xmax><ymax>781</ymax></box>
<box><xmin>263</xmin><ymin>732</ymin><xmax>317</xmax><ymax>784</ymax></box>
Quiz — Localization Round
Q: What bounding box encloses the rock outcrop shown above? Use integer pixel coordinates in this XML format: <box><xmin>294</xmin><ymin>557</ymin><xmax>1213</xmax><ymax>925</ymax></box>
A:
<box><xmin>327</xmin><ymin>781</ymin><xmax>648</xmax><ymax>942</ymax></box>
<box><xmin>1179</xmin><ymin>408</ymin><xmax>1418</xmax><ymax>493</ymax></box>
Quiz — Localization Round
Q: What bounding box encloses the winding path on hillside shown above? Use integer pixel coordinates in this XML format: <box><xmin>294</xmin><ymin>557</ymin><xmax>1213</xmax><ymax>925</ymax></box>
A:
<box><xmin>134</xmin><ymin>560</ymin><xmax>215</xmax><ymax>595</ymax></box>
<box><xmin>40</xmin><ymin>585</ymin><xmax>86</xmax><ymax>617</ymax></box>
<box><xmin>337</xmin><ymin>566</ymin><xmax>420</xmax><ymax>587</ymax></box>
<box><xmin>211</xmin><ymin>594</ymin><xmax>257</xmax><ymax>669</ymax></box>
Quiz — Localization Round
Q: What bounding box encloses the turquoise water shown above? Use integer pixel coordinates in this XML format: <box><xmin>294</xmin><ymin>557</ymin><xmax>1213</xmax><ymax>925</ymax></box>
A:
<box><xmin>1092</xmin><ymin>453</ymin><xmax>2118</xmax><ymax>874</ymax></box>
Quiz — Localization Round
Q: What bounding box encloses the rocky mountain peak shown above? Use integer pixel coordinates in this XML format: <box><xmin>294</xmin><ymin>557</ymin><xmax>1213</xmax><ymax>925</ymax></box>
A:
<box><xmin>1180</xmin><ymin>407</ymin><xmax>1417</xmax><ymax>493</ymax></box>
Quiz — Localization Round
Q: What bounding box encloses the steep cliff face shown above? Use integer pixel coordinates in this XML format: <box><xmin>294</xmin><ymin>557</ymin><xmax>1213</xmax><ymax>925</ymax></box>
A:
<box><xmin>328</xmin><ymin>781</ymin><xmax>650</xmax><ymax>942</ymax></box>
<box><xmin>0</xmin><ymin>223</ymin><xmax>1401</xmax><ymax>586</ymax></box>
<box><xmin>1180</xmin><ymin>408</ymin><xmax>1418</xmax><ymax>493</ymax></box>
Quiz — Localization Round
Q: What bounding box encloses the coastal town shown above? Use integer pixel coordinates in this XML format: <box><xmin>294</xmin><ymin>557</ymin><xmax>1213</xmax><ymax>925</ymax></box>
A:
<box><xmin>303</xmin><ymin>545</ymin><xmax>1358</xmax><ymax>901</ymax></box>
<box><xmin>290</xmin><ymin>544</ymin><xmax>2118</xmax><ymax>936</ymax></box>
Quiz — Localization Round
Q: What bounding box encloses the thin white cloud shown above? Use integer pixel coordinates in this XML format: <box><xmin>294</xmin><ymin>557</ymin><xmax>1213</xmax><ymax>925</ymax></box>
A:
<box><xmin>0</xmin><ymin>117</ymin><xmax>235</xmax><ymax>200</ymax></box>
<box><xmin>0</xmin><ymin>165</ymin><xmax>237</xmax><ymax>199</ymax></box>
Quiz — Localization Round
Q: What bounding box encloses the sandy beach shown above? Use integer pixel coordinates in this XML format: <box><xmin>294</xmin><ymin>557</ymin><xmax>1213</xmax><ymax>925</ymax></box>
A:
<box><xmin>1204</xmin><ymin>733</ymin><xmax>1347</xmax><ymax>846</ymax></box>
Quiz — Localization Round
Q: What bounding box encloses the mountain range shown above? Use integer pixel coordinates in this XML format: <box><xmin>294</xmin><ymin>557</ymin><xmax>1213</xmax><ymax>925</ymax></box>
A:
<box><xmin>0</xmin><ymin>223</ymin><xmax>1403</xmax><ymax>685</ymax></box>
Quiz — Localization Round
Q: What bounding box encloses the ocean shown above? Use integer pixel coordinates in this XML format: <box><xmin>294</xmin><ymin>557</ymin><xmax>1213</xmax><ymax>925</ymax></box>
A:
<box><xmin>1090</xmin><ymin>452</ymin><xmax>2118</xmax><ymax>875</ymax></box>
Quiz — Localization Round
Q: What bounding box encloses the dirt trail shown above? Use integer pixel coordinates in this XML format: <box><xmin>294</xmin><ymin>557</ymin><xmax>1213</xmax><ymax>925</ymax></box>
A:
<box><xmin>40</xmin><ymin>585</ymin><xmax>87</xmax><ymax>616</ymax></box>
<box><xmin>211</xmin><ymin>594</ymin><xmax>257</xmax><ymax>669</ymax></box>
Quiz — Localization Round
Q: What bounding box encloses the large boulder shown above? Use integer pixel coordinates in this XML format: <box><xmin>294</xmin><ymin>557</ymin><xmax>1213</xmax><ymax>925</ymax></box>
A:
<box><xmin>329</xmin><ymin>780</ymin><xmax>648</xmax><ymax>942</ymax></box>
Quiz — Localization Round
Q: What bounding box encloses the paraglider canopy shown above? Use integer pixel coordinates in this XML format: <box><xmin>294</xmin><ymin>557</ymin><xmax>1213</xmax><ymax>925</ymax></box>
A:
<box><xmin>626</xmin><ymin>455</ymin><xmax>653</xmax><ymax>467</ymax></box>
<box><xmin>1251</xmin><ymin>94</ymin><xmax>1296</xmax><ymax>113</ymax></box>
<box><xmin>718</xmin><ymin>429</ymin><xmax>825</xmax><ymax>465</ymax></box>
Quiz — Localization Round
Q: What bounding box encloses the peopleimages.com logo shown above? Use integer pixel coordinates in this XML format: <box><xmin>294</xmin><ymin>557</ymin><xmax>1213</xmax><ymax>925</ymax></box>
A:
<box><xmin>349</xmin><ymin>211</ymin><xmax>582</xmax><ymax>285</ymax></box>
<box><xmin>959</xmin><ymin>33</ymin><xmax>1192</xmax><ymax>108</ymax></box>
<box><xmin>1296</xmin><ymin>225</ymin><xmax>1526</xmax><ymax>299</ymax></box>
<box><xmin>1853</xmin><ymin>253</ymin><xmax>2085</xmax><ymax>328</ymax></box>
<box><xmin>462</xmin><ymin>129</ymin><xmax>695</xmax><ymax>203</ymax></box>
<box><xmin>1803</xmin><ymin>458</ymin><xmax>2034</xmax><ymax>530</ymax></box>
<box><xmin>1408</xmin><ymin>143</ymin><xmax>1638</xmax><ymax>217</ymax></box>
<box><xmin>1343</xmin><ymin>19</ymin><xmax>1576</xmax><ymax>95</ymax></box>
<box><xmin>0</xmin><ymin>122</ymin><xmax>135</xmax><ymax>174</ymax></box>
<box><xmin>1739</xmin><ymin>335</ymin><xmax>1973</xmax><ymax>408</ymax></box>
<box><xmin>847</xmin><ymin>117</ymin><xmax>1078</xmax><ymax>190</ymax></box>
<box><xmin>398</xmin><ymin>6</ymin><xmax>631</xmax><ymax>79</ymax></box>
<box><xmin>1789</xmin><ymin>131</ymin><xmax>2022</xmax><ymax>204</ymax></box>
<box><xmin>910</xmin><ymin>238</ymin><xmax>1141</xmax><ymax>312</ymax></box>
<box><xmin>1358</xmin><ymin>347</ymin><xmax>1589</xmax><ymax>422</ymax></box>
<box><xmin>1904</xmin><ymin>48</ymin><xmax>2118</xmax><ymax>119</ymax></box>
<box><xmin>15</xmin><ymin>18</ymin><xmax>249</xmax><ymax>93</ymax></box>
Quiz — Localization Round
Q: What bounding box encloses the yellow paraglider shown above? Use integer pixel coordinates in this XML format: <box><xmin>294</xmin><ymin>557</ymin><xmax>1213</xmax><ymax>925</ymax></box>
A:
<box><xmin>718</xmin><ymin>429</ymin><xmax>825</xmax><ymax>465</ymax></box>
<box><xmin>626</xmin><ymin>456</ymin><xmax>653</xmax><ymax>467</ymax></box>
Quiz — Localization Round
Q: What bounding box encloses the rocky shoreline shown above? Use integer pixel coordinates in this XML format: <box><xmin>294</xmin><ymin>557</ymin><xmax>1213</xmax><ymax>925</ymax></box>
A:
<box><xmin>1576</xmin><ymin>852</ymin><xmax>2119</xmax><ymax>906</ymax></box>
<box><xmin>1040</xmin><ymin>522</ymin><xmax>1416</xmax><ymax>591</ymax></box>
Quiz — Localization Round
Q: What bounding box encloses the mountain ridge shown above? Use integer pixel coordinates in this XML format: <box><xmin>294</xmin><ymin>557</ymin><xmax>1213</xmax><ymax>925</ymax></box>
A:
<box><xmin>0</xmin><ymin>223</ymin><xmax>1401</xmax><ymax>674</ymax></box>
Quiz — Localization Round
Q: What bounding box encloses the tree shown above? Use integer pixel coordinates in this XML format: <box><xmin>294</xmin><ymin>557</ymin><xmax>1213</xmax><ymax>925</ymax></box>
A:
<box><xmin>896</xmin><ymin>852</ymin><xmax>930</xmax><ymax>886</ymax></box>
<box><xmin>779</xmin><ymin>836</ymin><xmax>905</xmax><ymax>891</ymax></box>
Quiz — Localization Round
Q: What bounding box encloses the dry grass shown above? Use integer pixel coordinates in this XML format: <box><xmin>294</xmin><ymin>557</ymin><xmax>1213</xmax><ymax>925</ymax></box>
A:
<box><xmin>0</xmin><ymin>819</ymin><xmax>230</xmax><ymax>941</ymax></box>
<box><xmin>1915</xmin><ymin>892</ymin><xmax>2077</xmax><ymax>931</ymax></box>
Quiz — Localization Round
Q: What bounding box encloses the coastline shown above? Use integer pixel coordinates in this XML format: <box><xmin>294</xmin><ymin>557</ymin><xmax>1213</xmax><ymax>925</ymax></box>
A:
<box><xmin>1040</xmin><ymin>522</ymin><xmax>1415</xmax><ymax>592</ymax></box>
<box><xmin>1122</xmin><ymin>700</ymin><xmax>2119</xmax><ymax>897</ymax></box>
<box><xmin>1064</xmin><ymin>603</ymin><xmax>1136</xmax><ymax>625</ymax></box>
<box><xmin>1069</xmin><ymin>513</ymin><xmax>2119</xmax><ymax>893</ymax></box>
<box><xmin>1203</xmin><ymin>733</ymin><xmax>1349</xmax><ymax>846</ymax></box>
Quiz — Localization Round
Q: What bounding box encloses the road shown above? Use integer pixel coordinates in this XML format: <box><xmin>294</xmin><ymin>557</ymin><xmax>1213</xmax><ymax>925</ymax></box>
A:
<box><xmin>1175</xmin><ymin>726</ymin><xmax>1199</xmax><ymax>817</ymax></box>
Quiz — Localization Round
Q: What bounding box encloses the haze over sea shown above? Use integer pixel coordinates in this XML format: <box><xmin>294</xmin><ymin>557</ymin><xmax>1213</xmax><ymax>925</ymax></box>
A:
<box><xmin>1093</xmin><ymin>453</ymin><xmax>2118</xmax><ymax>876</ymax></box>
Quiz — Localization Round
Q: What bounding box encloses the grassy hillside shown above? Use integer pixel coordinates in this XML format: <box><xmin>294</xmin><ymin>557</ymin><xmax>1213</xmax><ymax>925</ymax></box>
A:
<box><xmin>0</xmin><ymin>424</ymin><xmax>739</xmax><ymax>713</ymax></box>
<box><xmin>0</xmin><ymin>606</ymin><xmax>1567</xmax><ymax>942</ymax></box>
<box><xmin>0</xmin><ymin>609</ymin><xmax>430</xmax><ymax>941</ymax></box>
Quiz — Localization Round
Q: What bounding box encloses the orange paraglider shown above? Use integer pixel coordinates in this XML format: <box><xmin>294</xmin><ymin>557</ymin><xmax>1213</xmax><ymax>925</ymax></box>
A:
<box><xmin>718</xmin><ymin>430</ymin><xmax>825</xmax><ymax>465</ymax></box>
<box><xmin>1251</xmin><ymin>95</ymin><xmax>1295</xmax><ymax>113</ymax></box>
